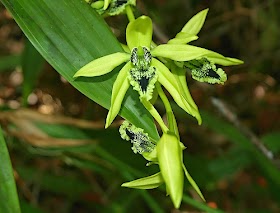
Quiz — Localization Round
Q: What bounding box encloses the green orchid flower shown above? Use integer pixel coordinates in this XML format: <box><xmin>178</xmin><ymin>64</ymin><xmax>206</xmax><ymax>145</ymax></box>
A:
<box><xmin>74</xmin><ymin>15</ymin><xmax>202</xmax><ymax>128</ymax></box>
<box><xmin>119</xmin><ymin>121</ymin><xmax>205</xmax><ymax>209</ymax></box>
<box><xmin>166</xmin><ymin>8</ymin><xmax>243</xmax><ymax>84</ymax></box>
<box><xmin>86</xmin><ymin>0</ymin><xmax>136</xmax><ymax>16</ymax></box>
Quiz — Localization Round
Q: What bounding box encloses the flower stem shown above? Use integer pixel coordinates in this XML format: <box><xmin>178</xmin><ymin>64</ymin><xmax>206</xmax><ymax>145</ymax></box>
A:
<box><xmin>140</xmin><ymin>98</ymin><xmax>169</xmax><ymax>133</ymax></box>
<box><xmin>125</xmin><ymin>5</ymin><xmax>135</xmax><ymax>22</ymax></box>
<box><xmin>156</xmin><ymin>83</ymin><xmax>179</xmax><ymax>138</ymax></box>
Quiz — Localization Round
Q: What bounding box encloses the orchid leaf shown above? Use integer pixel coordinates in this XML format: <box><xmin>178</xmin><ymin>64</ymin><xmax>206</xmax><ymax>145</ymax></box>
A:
<box><xmin>126</xmin><ymin>16</ymin><xmax>153</xmax><ymax>50</ymax></box>
<box><xmin>0</xmin><ymin>127</ymin><xmax>21</xmax><ymax>213</ymax></box>
<box><xmin>1</xmin><ymin>0</ymin><xmax>159</xmax><ymax>140</ymax></box>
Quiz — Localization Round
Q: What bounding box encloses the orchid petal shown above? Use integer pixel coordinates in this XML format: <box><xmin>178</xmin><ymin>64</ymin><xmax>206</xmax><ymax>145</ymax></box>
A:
<box><xmin>126</xmin><ymin>16</ymin><xmax>153</xmax><ymax>50</ymax></box>
<box><xmin>74</xmin><ymin>52</ymin><xmax>130</xmax><ymax>78</ymax></box>
<box><xmin>168</xmin><ymin>34</ymin><xmax>198</xmax><ymax>44</ymax></box>
<box><xmin>105</xmin><ymin>62</ymin><xmax>131</xmax><ymax>128</ymax></box>
<box><xmin>171</xmin><ymin>64</ymin><xmax>201</xmax><ymax>116</ymax></box>
<box><xmin>183</xmin><ymin>164</ymin><xmax>205</xmax><ymax>201</ymax></box>
<box><xmin>181</xmin><ymin>8</ymin><xmax>209</xmax><ymax>35</ymax></box>
<box><xmin>103</xmin><ymin>0</ymin><xmax>111</xmax><ymax>10</ymax></box>
<box><xmin>152</xmin><ymin>59</ymin><xmax>201</xmax><ymax>123</ymax></box>
<box><xmin>152</xmin><ymin>44</ymin><xmax>244</xmax><ymax>66</ymax></box>
<box><xmin>157</xmin><ymin>133</ymin><xmax>183</xmax><ymax>209</ymax></box>
<box><xmin>121</xmin><ymin>172</ymin><xmax>164</xmax><ymax>189</ymax></box>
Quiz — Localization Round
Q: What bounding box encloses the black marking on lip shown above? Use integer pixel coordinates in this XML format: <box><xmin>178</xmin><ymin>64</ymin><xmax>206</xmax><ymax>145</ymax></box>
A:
<box><xmin>207</xmin><ymin>68</ymin><xmax>220</xmax><ymax>79</ymax></box>
<box><xmin>114</xmin><ymin>0</ymin><xmax>128</xmax><ymax>7</ymax></box>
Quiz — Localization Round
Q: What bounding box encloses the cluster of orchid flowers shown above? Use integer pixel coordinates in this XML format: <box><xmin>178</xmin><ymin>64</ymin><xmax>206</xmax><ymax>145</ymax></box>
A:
<box><xmin>75</xmin><ymin>1</ymin><xmax>243</xmax><ymax>208</ymax></box>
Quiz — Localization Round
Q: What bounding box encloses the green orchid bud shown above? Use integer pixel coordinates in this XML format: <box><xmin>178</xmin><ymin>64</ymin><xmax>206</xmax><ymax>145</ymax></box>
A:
<box><xmin>121</xmin><ymin>172</ymin><xmax>164</xmax><ymax>189</ymax></box>
<box><xmin>119</xmin><ymin>121</ymin><xmax>156</xmax><ymax>154</ymax></box>
<box><xmin>185</xmin><ymin>57</ymin><xmax>227</xmax><ymax>84</ymax></box>
<box><xmin>157</xmin><ymin>133</ymin><xmax>184</xmax><ymax>209</ymax></box>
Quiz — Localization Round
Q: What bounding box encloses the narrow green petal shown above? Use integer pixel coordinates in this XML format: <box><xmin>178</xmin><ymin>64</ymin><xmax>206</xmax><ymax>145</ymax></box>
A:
<box><xmin>181</xmin><ymin>8</ymin><xmax>209</xmax><ymax>35</ymax></box>
<box><xmin>171</xmin><ymin>64</ymin><xmax>201</xmax><ymax>124</ymax></box>
<box><xmin>168</xmin><ymin>34</ymin><xmax>198</xmax><ymax>44</ymax></box>
<box><xmin>152</xmin><ymin>44</ymin><xmax>211</xmax><ymax>61</ymax></box>
<box><xmin>126</xmin><ymin>16</ymin><xmax>153</xmax><ymax>50</ymax></box>
<box><xmin>121</xmin><ymin>43</ymin><xmax>130</xmax><ymax>53</ymax></box>
<box><xmin>205</xmin><ymin>55</ymin><xmax>244</xmax><ymax>66</ymax></box>
<box><xmin>152</xmin><ymin>44</ymin><xmax>244</xmax><ymax>66</ymax></box>
<box><xmin>157</xmin><ymin>133</ymin><xmax>184</xmax><ymax>209</ymax></box>
<box><xmin>74</xmin><ymin>52</ymin><xmax>129</xmax><ymax>77</ymax></box>
<box><xmin>105</xmin><ymin>63</ymin><xmax>131</xmax><ymax>128</ymax></box>
<box><xmin>103</xmin><ymin>0</ymin><xmax>111</xmax><ymax>10</ymax></box>
<box><xmin>152</xmin><ymin>59</ymin><xmax>200</xmax><ymax>123</ymax></box>
<box><xmin>183</xmin><ymin>164</ymin><xmax>205</xmax><ymax>202</ymax></box>
<box><xmin>121</xmin><ymin>172</ymin><xmax>164</xmax><ymax>189</ymax></box>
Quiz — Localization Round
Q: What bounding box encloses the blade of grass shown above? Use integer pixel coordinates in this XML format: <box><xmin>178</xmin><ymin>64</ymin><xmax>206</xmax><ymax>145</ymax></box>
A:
<box><xmin>201</xmin><ymin>110</ymin><xmax>280</xmax><ymax>189</ymax></box>
<box><xmin>22</xmin><ymin>39</ymin><xmax>45</xmax><ymax>106</ymax></box>
<box><xmin>0</xmin><ymin>54</ymin><xmax>21</xmax><ymax>71</ymax></box>
<box><xmin>182</xmin><ymin>195</ymin><xmax>224</xmax><ymax>213</ymax></box>
<box><xmin>0</xmin><ymin>0</ymin><xmax>159</xmax><ymax>140</ymax></box>
<box><xmin>0</xmin><ymin>127</ymin><xmax>21</xmax><ymax>213</ymax></box>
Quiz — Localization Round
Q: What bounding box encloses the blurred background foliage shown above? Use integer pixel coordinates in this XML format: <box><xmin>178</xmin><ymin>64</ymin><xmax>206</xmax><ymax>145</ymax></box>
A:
<box><xmin>0</xmin><ymin>0</ymin><xmax>280</xmax><ymax>212</ymax></box>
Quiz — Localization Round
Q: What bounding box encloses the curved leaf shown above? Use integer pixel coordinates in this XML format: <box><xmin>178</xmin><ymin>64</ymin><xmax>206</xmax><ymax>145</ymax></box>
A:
<box><xmin>0</xmin><ymin>127</ymin><xmax>21</xmax><ymax>213</ymax></box>
<box><xmin>1</xmin><ymin>0</ymin><xmax>159</xmax><ymax>140</ymax></box>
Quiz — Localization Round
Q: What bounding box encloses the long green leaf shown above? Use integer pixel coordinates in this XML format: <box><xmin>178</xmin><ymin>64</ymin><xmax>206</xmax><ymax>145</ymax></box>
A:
<box><xmin>1</xmin><ymin>0</ymin><xmax>159</xmax><ymax>140</ymax></box>
<box><xmin>0</xmin><ymin>127</ymin><xmax>21</xmax><ymax>213</ymax></box>
<box><xmin>0</xmin><ymin>55</ymin><xmax>21</xmax><ymax>71</ymax></box>
<box><xmin>22</xmin><ymin>39</ymin><xmax>45</xmax><ymax>106</ymax></box>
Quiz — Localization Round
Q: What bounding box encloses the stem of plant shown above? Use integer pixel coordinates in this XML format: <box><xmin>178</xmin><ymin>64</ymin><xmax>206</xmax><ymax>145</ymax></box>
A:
<box><xmin>140</xmin><ymin>98</ymin><xmax>169</xmax><ymax>133</ymax></box>
<box><xmin>155</xmin><ymin>83</ymin><xmax>179</xmax><ymax>138</ymax></box>
<box><xmin>125</xmin><ymin>5</ymin><xmax>135</xmax><ymax>22</ymax></box>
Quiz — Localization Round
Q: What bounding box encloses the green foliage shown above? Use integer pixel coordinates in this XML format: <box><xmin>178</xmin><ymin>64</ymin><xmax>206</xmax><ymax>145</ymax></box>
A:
<box><xmin>0</xmin><ymin>127</ymin><xmax>21</xmax><ymax>213</ymax></box>
<box><xmin>0</xmin><ymin>0</ymin><xmax>158</xmax><ymax>140</ymax></box>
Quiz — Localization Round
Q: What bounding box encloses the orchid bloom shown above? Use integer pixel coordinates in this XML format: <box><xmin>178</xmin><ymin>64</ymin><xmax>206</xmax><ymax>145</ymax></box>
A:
<box><xmin>74</xmin><ymin>16</ymin><xmax>201</xmax><ymax>129</ymax></box>
<box><xmin>119</xmin><ymin>121</ymin><xmax>205</xmax><ymax>209</ymax></box>
<box><xmin>74</xmin><ymin>11</ymin><xmax>243</xmax><ymax>129</ymax></box>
